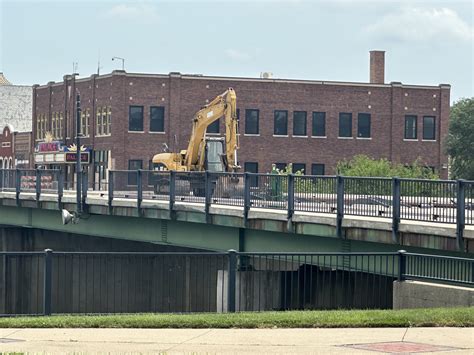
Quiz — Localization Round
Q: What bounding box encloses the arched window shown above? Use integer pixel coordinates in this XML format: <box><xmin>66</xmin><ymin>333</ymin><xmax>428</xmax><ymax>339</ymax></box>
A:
<box><xmin>0</xmin><ymin>157</ymin><xmax>4</xmax><ymax>169</ymax></box>
<box><xmin>9</xmin><ymin>157</ymin><xmax>13</xmax><ymax>169</ymax></box>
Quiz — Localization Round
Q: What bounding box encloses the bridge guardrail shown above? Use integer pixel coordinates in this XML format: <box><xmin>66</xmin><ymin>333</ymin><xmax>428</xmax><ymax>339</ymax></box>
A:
<box><xmin>403</xmin><ymin>252</ymin><xmax>474</xmax><ymax>285</ymax></box>
<box><xmin>0</xmin><ymin>249</ymin><xmax>471</xmax><ymax>316</ymax></box>
<box><xmin>1</xmin><ymin>169</ymin><xmax>474</xmax><ymax>248</ymax></box>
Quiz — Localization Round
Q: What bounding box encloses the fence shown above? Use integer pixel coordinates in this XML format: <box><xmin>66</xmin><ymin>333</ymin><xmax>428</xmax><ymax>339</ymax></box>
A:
<box><xmin>0</xmin><ymin>249</ymin><xmax>472</xmax><ymax>316</ymax></box>
<box><xmin>1</xmin><ymin>169</ymin><xmax>474</xmax><ymax>241</ymax></box>
<box><xmin>0</xmin><ymin>169</ymin><xmax>63</xmax><ymax>197</ymax></box>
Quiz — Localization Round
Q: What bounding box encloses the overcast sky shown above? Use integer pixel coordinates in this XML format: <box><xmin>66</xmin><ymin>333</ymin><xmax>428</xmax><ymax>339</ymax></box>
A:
<box><xmin>1</xmin><ymin>0</ymin><xmax>472</xmax><ymax>102</ymax></box>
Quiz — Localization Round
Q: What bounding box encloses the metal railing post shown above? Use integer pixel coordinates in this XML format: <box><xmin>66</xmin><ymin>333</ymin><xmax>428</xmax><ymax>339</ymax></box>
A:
<box><xmin>205</xmin><ymin>171</ymin><xmax>211</xmax><ymax>223</ymax></box>
<box><xmin>227</xmin><ymin>249</ymin><xmax>237</xmax><ymax>313</ymax></box>
<box><xmin>392</xmin><ymin>177</ymin><xmax>401</xmax><ymax>243</ymax></box>
<box><xmin>57</xmin><ymin>168</ymin><xmax>64</xmax><ymax>210</ymax></box>
<box><xmin>287</xmin><ymin>174</ymin><xmax>295</xmax><ymax>220</ymax></box>
<box><xmin>108</xmin><ymin>170</ymin><xmax>114</xmax><ymax>212</ymax></box>
<box><xmin>15</xmin><ymin>168</ymin><xmax>21</xmax><ymax>206</ymax></box>
<box><xmin>137</xmin><ymin>169</ymin><xmax>143</xmax><ymax>213</ymax></box>
<box><xmin>35</xmin><ymin>168</ymin><xmax>41</xmax><ymax>202</ymax></box>
<box><xmin>169</xmin><ymin>171</ymin><xmax>176</xmax><ymax>218</ymax></box>
<box><xmin>398</xmin><ymin>249</ymin><xmax>406</xmax><ymax>281</ymax></box>
<box><xmin>82</xmin><ymin>170</ymin><xmax>88</xmax><ymax>212</ymax></box>
<box><xmin>336</xmin><ymin>175</ymin><xmax>344</xmax><ymax>238</ymax></box>
<box><xmin>244</xmin><ymin>172</ymin><xmax>251</xmax><ymax>226</ymax></box>
<box><xmin>43</xmin><ymin>249</ymin><xmax>53</xmax><ymax>316</ymax></box>
<box><xmin>456</xmin><ymin>179</ymin><xmax>466</xmax><ymax>251</ymax></box>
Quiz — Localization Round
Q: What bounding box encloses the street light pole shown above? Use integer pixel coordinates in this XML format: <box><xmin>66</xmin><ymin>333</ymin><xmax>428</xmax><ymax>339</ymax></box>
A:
<box><xmin>75</xmin><ymin>93</ymin><xmax>82</xmax><ymax>215</ymax></box>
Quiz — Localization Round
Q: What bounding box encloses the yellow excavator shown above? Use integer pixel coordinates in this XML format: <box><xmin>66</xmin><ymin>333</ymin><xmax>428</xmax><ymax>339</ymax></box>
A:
<box><xmin>151</xmin><ymin>88</ymin><xmax>240</xmax><ymax>195</ymax></box>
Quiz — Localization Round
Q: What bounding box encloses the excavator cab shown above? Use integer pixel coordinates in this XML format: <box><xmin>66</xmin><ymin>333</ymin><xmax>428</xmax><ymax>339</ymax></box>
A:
<box><xmin>204</xmin><ymin>138</ymin><xmax>226</xmax><ymax>172</ymax></box>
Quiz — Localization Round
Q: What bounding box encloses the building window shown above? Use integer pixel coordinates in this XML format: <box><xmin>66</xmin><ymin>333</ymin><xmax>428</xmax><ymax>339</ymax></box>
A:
<box><xmin>43</xmin><ymin>114</ymin><xmax>47</xmax><ymax>139</ymax></box>
<box><xmin>405</xmin><ymin>115</ymin><xmax>417</xmax><ymax>139</ymax></box>
<box><xmin>274</xmin><ymin>110</ymin><xmax>288</xmax><ymax>136</ymax></box>
<box><xmin>312</xmin><ymin>112</ymin><xmax>326</xmax><ymax>137</ymax></box>
<box><xmin>80</xmin><ymin>112</ymin><xmax>85</xmax><ymax>136</ymax></box>
<box><xmin>51</xmin><ymin>112</ymin><xmax>56</xmax><ymax>138</ymax></box>
<box><xmin>357</xmin><ymin>113</ymin><xmax>371</xmax><ymax>138</ymax></box>
<box><xmin>245</xmin><ymin>109</ymin><xmax>259</xmax><ymax>135</ymax></box>
<box><xmin>80</xmin><ymin>108</ymin><xmax>90</xmax><ymax>137</ymax></box>
<box><xmin>293</xmin><ymin>111</ymin><xmax>307</xmax><ymax>136</ymax></box>
<box><xmin>128</xmin><ymin>160</ymin><xmax>142</xmax><ymax>185</ymax></box>
<box><xmin>129</xmin><ymin>106</ymin><xmax>144</xmax><ymax>132</ymax></box>
<box><xmin>55</xmin><ymin>112</ymin><xmax>60</xmax><ymax>138</ymax></box>
<box><xmin>150</xmin><ymin>106</ymin><xmax>165</xmax><ymax>133</ymax></box>
<box><xmin>59</xmin><ymin>112</ymin><xmax>63</xmax><ymax>138</ymax></box>
<box><xmin>36</xmin><ymin>115</ymin><xmax>40</xmax><ymax>139</ymax></box>
<box><xmin>36</xmin><ymin>113</ymin><xmax>47</xmax><ymax>140</ymax></box>
<box><xmin>96</xmin><ymin>106</ymin><xmax>111</xmax><ymax>136</ymax></box>
<box><xmin>36</xmin><ymin>114</ymin><xmax>40</xmax><ymax>140</ymax></box>
<box><xmin>244</xmin><ymin>162</ymin><xmax>258</xmax><ymax>187</ymax></box>
<box><xmin>339</xmin><ymin>113</ymin><xmax>352</xmax><ymax>137</ymax></box>
<box><xmin>423</xmin><ymin>116</ymin><xmax>435</xmax><ymax>140</ymax></box>
<box><xmin>106</xmin><ymin>107</ymin><xmax>112</xmax><ymax>135</ymax></box>
<box><xmin>93</xmin><ymin>150</ymin><xmax>110</xmax><ymax>190</ymax></box>
<box><xmin>207</xmin><ymin>119</ymin><xmax>220</xmax><ymax>134</ymax></box>
<box><xmin>147</xmin><ymin>160</ymin><xmax>154</xmax><ymax>185</ymax></box>
<box><xmin>96</xmin><ymin>108</ymin><xmax>103</xmax><ymax>136</ymax></box>
<box><xmin>311</xmin><ymin>163</ymin><xmax>325</xmax><ymax>176</ymax></box>
<box><xmin>293</xmin><ymin>163</ymin><xmax>306</xmax><ymax>174</ymax></box>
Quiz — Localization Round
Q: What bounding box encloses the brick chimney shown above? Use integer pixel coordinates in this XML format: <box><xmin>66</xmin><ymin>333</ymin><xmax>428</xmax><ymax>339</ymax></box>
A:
<box><xmin>369</xmin><ymin>50</ymin><xmax>385</xmax><ymax>84</ymax></box>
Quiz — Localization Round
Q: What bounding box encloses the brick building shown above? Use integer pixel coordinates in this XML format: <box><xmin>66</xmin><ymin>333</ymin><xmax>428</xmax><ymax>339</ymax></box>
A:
<box><xmin>0</xmin><ymin>125</ymin><xmax>13</xmax><ymax>169</ymax></box>
<box><xmin>0</xmin><ymin>72</ymin><xmax>33</xmax><ymax>133</ymax></box>
<box><xmin>0</xmin><ymin>73</ymin><xmax>33</xmax><ymax>168</ymax></box>
<box><xmin>32</xmin><ymin>51</ymin><xmax>450</xmax><ymax>188</ymax></box>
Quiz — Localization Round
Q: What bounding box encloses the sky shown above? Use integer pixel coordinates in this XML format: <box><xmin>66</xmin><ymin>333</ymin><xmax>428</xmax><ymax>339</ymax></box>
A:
<box><xmin>0</xmin><ymin>0</ymin><xmax>473</xmax><ymax>102</ymax></box>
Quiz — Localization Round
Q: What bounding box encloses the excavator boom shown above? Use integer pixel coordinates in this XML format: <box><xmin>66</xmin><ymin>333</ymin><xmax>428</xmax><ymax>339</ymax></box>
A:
<box><xmin>152</xmin><ymin>88</ymin><xmax>239</xmax><ymax>172</ymax></box>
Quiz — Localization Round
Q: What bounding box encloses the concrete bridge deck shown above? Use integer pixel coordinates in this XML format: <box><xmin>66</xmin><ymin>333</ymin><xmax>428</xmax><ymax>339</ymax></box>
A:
<box><xmin>0</xmin><ymin>189</ymin><xmax>473</xmax><ymax>255</ymax></box>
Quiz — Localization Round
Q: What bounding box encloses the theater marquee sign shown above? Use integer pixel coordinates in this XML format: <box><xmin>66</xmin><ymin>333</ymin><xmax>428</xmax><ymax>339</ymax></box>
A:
<box><xmin>34</xmin><ymin>133</ymin><xmax>91</xmax><ymax>165</ymax></box>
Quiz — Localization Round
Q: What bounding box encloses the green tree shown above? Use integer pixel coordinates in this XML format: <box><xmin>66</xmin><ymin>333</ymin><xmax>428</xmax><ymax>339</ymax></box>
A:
<box><xmin>336</xmin><ymin>155</ymin><xmax>438</xmax><ymax>179</ymax></box>
<box><xmin>446</xmin><ymin>97</ymin><xmax>474</xmax><ymax>180</ymax></box>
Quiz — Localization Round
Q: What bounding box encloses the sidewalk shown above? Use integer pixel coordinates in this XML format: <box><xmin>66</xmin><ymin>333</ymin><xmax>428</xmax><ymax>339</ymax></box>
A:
<box><xmin>1</xmin><ymin>327</ymin><xmax>473</xmax><ymax>354</ymax></box>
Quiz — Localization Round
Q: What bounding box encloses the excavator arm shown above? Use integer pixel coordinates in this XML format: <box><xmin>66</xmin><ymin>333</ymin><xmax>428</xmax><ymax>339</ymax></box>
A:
<box><xmin>224</xmin><ymin>89</ymin><xmax>239</xmax><ymax>171</ymax></box>
<box><xmin>184</xmin><ymin>88</ymin><xmax>239</xmax><ymax>171</ymax></box>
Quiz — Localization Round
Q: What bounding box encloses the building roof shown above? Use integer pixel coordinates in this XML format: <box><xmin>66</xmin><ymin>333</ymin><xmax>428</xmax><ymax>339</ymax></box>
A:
<box><xmin>0</xmin><ymin>73</ymin><xmax>12</xmax><ymax>85</ymax></box>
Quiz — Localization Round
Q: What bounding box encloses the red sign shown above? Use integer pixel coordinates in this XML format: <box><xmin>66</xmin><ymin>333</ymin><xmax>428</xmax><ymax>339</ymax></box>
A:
<box><xmin>37</xmin><ymin>142</ymin><xmax>61</xmax><ymax>153</ymax></box>
<box><xmin>65</xmin><ymin>152</ymin><xmax>90</xmax><ymax>163</ymax></box>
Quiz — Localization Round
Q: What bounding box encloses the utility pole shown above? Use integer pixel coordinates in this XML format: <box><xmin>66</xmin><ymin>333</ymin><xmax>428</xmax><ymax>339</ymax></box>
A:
<box><xmin>75</xmin><ymin>92</ymin><xmax>82</xmax><ymax>214</ymax></box>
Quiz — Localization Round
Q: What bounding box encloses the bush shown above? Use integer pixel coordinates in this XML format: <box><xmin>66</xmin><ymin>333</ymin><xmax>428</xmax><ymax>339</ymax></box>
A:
<box><xmin>336</xmin><ymin>155</ymin><xmax>439</xmax><ymax>179</ymax></box>
<box><xmin>268</xmin><ymin>158</ymin><xmax>443</xmax><ymax>197</ymax></box>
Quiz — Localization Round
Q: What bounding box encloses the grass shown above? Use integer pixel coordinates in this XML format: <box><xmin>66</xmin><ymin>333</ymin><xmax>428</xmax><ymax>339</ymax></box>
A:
<box><xmin>0</xmin><ymin>307</ymin><xmax>472</xmax><ymax>329</ymax></box>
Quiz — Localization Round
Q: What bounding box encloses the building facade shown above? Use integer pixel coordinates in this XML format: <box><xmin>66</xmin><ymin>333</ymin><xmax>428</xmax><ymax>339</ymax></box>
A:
<box><xmin>0</xmin><ymin>73</ymin><xmax>33</xmax><ymax>133</ymax></box>
<box><xmin>0</xmin><ymin>73</ymin><xmax>33</xmax><ymax>169</ymax></box>
<box><xmin>32</xmin><ymin>51</ymin><xmax>450</xmax><ymax>188</ymax></box>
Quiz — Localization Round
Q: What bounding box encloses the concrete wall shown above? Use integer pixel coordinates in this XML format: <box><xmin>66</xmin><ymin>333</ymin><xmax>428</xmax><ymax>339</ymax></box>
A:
<box><xmin>393</xmin><ymin>280</ymin><xmax>474</xmax><ymax>309</ymax></box>
<box><xmin>217</xmin><ymin>265</ymin><xmax>394</xmax><ymax>312</ymax></box>
<box><xmin>0</xmin><ymin>227</ymin><xmax>221</xmax><ymax>315</ymax></box>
